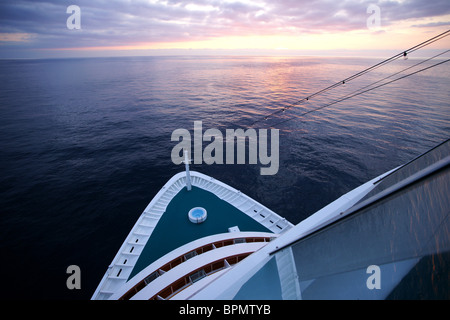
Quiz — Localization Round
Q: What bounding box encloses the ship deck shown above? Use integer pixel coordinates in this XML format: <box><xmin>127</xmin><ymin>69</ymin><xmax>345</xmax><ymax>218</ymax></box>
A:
<box><xmin>92</xmin><ymin>171</ymin><xmax>293</xmax><ymax>300</ymax></box>
<box><xmin>128</xmin><ymin>185</ymin><xmax>272</xmax><ymax>279</ymax></box>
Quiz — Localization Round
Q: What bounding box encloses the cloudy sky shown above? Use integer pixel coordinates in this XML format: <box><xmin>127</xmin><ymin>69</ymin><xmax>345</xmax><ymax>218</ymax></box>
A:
<box><xmin>0</xmin><ymin>0</ymin><xmax>449</xmax><ymax>58</ymax></box>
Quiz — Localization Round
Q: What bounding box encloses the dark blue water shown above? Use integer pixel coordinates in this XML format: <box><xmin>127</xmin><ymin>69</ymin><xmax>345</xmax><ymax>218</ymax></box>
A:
<box><xmin>0</xmin><ymin>56</ymin><xmax>448</xmax><ymax>299</ymax></box>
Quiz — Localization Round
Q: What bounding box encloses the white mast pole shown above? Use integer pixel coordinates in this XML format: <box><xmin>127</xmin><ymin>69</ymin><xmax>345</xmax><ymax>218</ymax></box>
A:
<box><xmin>184</xmin><ymin>150</ymin><xmax>192</xmax><ymax>191</ymax></box>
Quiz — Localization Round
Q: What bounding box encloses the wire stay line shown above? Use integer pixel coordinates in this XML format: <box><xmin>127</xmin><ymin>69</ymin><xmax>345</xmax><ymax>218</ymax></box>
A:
<box><xmin>250</xmin><ymin>29</ymin><xmax>450</xmax><ymax>127</ymax></box>
<box><xmin>269</xmin><ymin>58</ymin><xmax>450</xmax><ymax>128</ymax></box>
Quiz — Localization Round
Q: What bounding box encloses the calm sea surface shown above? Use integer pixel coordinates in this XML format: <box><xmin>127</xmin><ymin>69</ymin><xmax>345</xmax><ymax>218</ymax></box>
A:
<box><xmin>0</xmin><ymin>56</ymin><xmax>449</xmax><ymax>299</ymax></box>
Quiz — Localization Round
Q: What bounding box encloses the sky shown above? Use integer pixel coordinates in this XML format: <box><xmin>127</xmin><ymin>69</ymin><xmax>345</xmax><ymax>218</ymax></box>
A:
<box><xmin>0</xmin><ymin>0</ymin><xmax>449</xmax><ymax>58</ymax></box>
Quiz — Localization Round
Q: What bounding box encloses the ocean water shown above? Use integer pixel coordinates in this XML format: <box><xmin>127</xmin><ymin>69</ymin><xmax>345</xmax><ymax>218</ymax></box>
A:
<box><xmin>0</xmin><ymin>56</ymin><xmax>449</xmax><ymax>299</ymax></box>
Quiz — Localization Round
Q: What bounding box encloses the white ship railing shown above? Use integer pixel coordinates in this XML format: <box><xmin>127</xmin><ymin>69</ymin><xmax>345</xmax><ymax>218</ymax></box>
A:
<box><xmin>92</xmin><ymin>171</ymin><xmax>293</xmax><ymax>300</ymax></box>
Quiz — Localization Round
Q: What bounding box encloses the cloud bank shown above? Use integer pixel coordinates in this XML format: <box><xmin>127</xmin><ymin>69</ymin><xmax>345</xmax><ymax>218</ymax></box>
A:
<box><xmin>0</xmin><ymin>0</ymin><xmax>449</xmax><ymax>56</ymax></box>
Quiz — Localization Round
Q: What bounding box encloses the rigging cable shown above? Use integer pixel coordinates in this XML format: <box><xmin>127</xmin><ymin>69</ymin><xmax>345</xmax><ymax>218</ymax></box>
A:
<box><xmin>250</xmin><ymin>29</ymin><xmax>450</xmax><ymax>127</ymax></box>
<box><xmin>269</xmin><ymin>58</ymin><xmax>450</xmax><ymax>128</ymax></box>
<box><xmin>317</xmin><ymin>49</ymin><xmax>450</xmax><ymax>111</ymax></box>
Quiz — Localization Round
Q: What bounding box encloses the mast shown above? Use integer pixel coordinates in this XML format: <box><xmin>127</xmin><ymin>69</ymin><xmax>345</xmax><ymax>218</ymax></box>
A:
<box><xmin>184</xmin><ymin>150</ymin><xmax>192</xmax><ymax>191</ymax></box>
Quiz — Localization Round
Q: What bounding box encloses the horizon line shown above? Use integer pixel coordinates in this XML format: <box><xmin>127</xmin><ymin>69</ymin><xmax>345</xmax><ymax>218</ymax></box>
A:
<box><xmin>1</xmin><ymin>48</ymin><xmax>448</xmax><ymax>61</ymax></box>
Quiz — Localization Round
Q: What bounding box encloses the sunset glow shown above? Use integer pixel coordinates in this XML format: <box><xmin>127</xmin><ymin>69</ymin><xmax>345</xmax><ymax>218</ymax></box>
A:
<box><xmin>0</xmin><ymin>0</ymin><xmax>449</xmax><ymax>58</ymax></box>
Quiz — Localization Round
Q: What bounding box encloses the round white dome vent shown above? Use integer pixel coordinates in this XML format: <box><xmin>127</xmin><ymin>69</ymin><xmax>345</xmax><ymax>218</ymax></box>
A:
<box><xmin>188</xmin><ymin>207</ymin><xmax>207</xmax><ymax>224</ymax></box>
